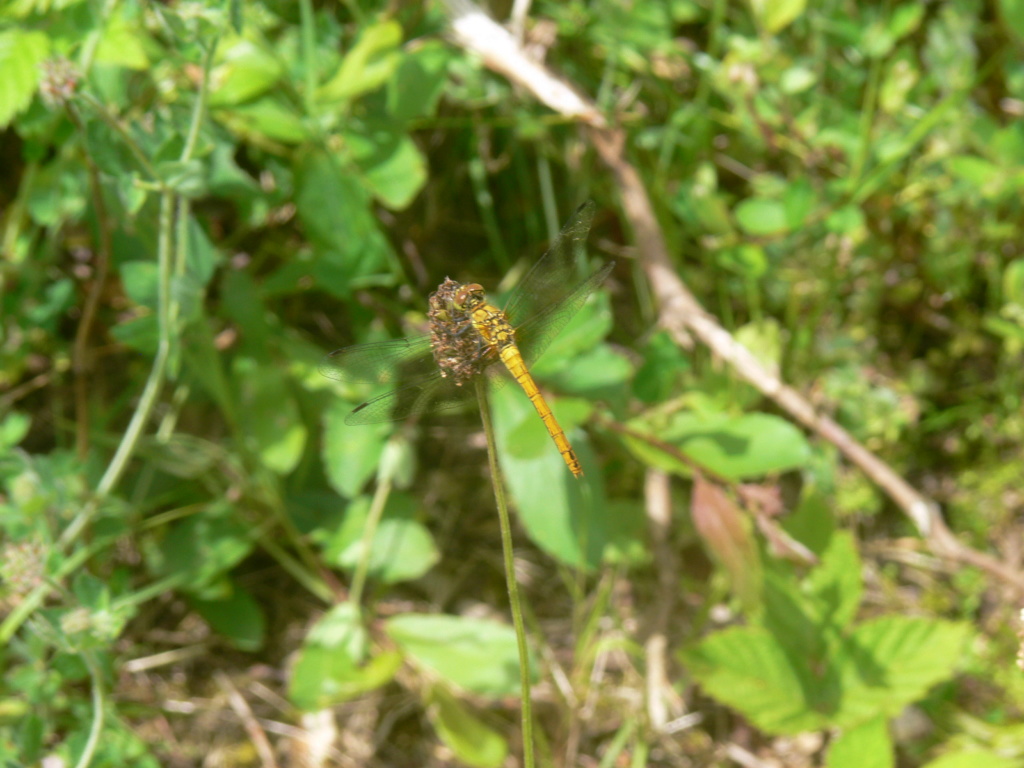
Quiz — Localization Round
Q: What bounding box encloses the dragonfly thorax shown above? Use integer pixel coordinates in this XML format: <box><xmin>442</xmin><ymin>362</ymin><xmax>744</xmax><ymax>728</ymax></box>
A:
<box><xmin>452</xmin><ymin>283</ymin><xmax>486</xmax><ymax>311</ymax></box>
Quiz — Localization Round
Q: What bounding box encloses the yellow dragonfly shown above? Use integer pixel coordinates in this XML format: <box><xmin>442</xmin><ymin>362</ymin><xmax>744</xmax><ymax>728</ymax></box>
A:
<box><xmin>319</xmin><ymin>201</ymin><xmax>613</xmax><ymax>478</ymax></box>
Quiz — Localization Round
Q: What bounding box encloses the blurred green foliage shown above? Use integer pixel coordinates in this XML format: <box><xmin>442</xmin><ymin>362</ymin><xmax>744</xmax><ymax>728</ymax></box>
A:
<box><xmin>2</xmin><ymin>0</ymin><xmax>1023</xmax><ymax>765</ymax></box>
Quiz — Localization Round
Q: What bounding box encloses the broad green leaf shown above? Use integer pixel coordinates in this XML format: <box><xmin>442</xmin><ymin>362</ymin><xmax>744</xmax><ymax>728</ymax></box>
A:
<box><xmin>294</xmin><ymin>148</ymin><xmax>394</xmax><ymax>293</ymax></box>
<box><xmin>546</xmin><ymin>344</ymin><xmax>632</xmax><ymax>401</ymax></box>
<box><xmin>209</xmin><ymin>39</ymin><xmax>283</xmax><ymax>106</ymax></box>
<box><xmin>318</xmin><ymin>20</ymin><xmax>402</xmax><ymax>104</ymax></box>
<box><xmin>427</xmin><ymin>685</ymin><xmax>508</xmax><ymax>768</ymax></box>
<box><xmin>0</xmin><ymin>29</ymin><xmax>50</xmax><ymax>127</ymax></box>
<box><xmin>345</xmin><ymin>130</ymin><xmax>426</xmax><ymax>210</ymax></box>
<box><xmin>748</xmin><ymin>0</ymin><xmax>806</xmax><ymax>33</ymax></box>
<box><xmin>25</xmin><ymin>157</ymin><xmax>87</xmax><ymax>226</ymax></box>
<box><xmin>827</xmin><ymin>717</ymin><xmax>893</xmax><ymax>768</ymax></box>
<box><xmin>833</xmin><ymin>617</ymin><xmax>971</xmax><ymax>727</ymax></box>
<box><xmin>147</xmin><ymin>503</ymin><xmax>253</xmax><ymax>598</ymax></box>
<box><xmin>682</xmin><ymin>625</ymin><xmax>827</xmax><ymax>734</ymax></box>
<box><xmin>491</xmin><ymin>383</ymin><xmax>612</xmax><ymax>570</ymax></box>
<box><xmin>387</xmin><ymin>41</ymin><xmax>452</xmax><ymax>121</ymax></box>
<box><xmin>783</xmin><ymin>177</ymin><xmax>816</xmax><ymax>229</ymax></box>
<box><xmin>290</xmin><ymin>643</ymin><xmax>401</xmax><ymax>710</ymax></box>
<box><xmin>216</xmin><ymin>97</ymin><xmax>309</xmax><ymax>143</ymax></box>
<box><xmin>290</xmin><ymin>603</ymin><xmax>401</xmax><ymax>709</ymax></box>
<box><xmin>325</xmin><ymin>494</ymin><xmax>439</xmax><ymax>583</ymax></box>
<box><xmin>805</xmin><ymin>532</ymin><xmax>863</xmax><ymax>630</ymax></box>
<box><xmin>633</xmin><ymin>330</ymin><xmax>690</xmax><ymax>404</ymax></box>
<box><xmin>530</xmin><ymin>289</ymin><xmax>614</xmax><ymax>379</ymax></box>
<box><xmin>322</xmin><ymin>400</ymin><xmax>389</xmax><ymax>497</ymax></box>
<box><xmin>306</xmin><ymin>602</ymin><xmax>367</xmax><ymax>659</ymax></box>
<box><xmin>716</xmin><ymin>244</ymin><xmax>767</xmax><ymax>278</ymax></box>
<box><xmin>386</xmin><ymin>613</ymin><xmax>537</xmax><ymax>698</ymax></box>
<box><xmin>155</xmin><ymin>159</ymin><xmax>207</xmax><ymax>198</ymax></box>
<box><xmin>233</xmin><ymin>358</ymin><xmax>307</xmax><ymax>475</ymax></box>
<box><xmin>193</xmin><ymin>584</ymin><xmax>266</xmax><ymax>651</ymax></box>
<box><xmin>120</xmin><ymin>262</ymin><xmax>158</xmax><ymax>307</ymax></box>
<box><xmin>94</xmin><ymin>13</ymin><xmax>150</xmax><ymax>69</ymax></box>
<box><xmin>634</xmin><ymin>411</ymin><xmax>812</xmax><ymax>480</ymax></box>
<box><xmin>997</xmin><ymin>0</ymin><xmax>1024</xmax><ymax>42</ymax></box>
<box><xmin>735</xmin><ymin>197</ymin><xmax>789</xmax><ymax>236</ymax></box>
<box><xmin>1004</xmin><ymin>259</ymin><xmax>1024</xmax><ymax>306</ymax></box>
<box><xmin>0</xmin><ymin>412</ymin><xmax>30</xmax><ymax>449</ymax></box>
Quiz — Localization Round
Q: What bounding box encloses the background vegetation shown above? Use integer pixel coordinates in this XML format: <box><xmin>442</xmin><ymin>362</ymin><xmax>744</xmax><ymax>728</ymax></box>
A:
<box><xmin>2</xmin><ymin>0</ymin><xmax>1024</xmax><ymax>766</ymax></box>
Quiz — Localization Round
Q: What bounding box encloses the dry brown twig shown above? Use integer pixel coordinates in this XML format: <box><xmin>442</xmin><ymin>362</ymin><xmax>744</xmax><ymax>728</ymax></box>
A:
<box><xmin>444</xmin><ymin>0</ymin><xmax>1024</xmax><ymax>596</ymax></box>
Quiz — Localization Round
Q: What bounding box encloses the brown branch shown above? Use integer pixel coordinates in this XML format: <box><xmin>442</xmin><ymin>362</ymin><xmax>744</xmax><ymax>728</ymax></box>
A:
<box><xmin>443</xmin><ymin>0</ymin><xmax>1024</xmax><ymax>596</ymax></box>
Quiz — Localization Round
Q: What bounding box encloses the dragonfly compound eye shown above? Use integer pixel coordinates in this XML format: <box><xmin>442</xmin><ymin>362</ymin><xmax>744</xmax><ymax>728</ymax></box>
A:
<box><xmin>454</xmin><ymin>283</ymin><xmax>485</xmax><ymax>310</ymax></box>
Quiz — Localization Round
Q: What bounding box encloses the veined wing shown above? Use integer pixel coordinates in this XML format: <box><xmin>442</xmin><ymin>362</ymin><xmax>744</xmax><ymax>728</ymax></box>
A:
<box><xmin>513</xmin><ymin>260</ymin><xmax>615</xmax><ymax>366</ymax></box>
<box><xmin>502</xmin><ymin>200</ymin><xmax>597</xmax><ymax>330</ymax></box>
<box><xmin>319</xmin><ymin>336</ymin><xmax>477</xmax><ymax>425</ymax></box>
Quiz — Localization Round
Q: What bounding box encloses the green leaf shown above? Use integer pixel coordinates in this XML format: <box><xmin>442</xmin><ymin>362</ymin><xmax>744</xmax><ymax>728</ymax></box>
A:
<box><xmin>290</xmin><ymin>642</ymin><xmax>401</xmax><ymax>710</ymax></box>
<box><xmin>0</xmin><ymin>29</ymin><xmax>50</xmax><ymax>128</ymax></box>
<box><xmin>322</xmin><ymin>400</ymin><xmax>389</xmax><ymax>497</ymax></box>
<box><xmin>120</xmin><ymin>261</ymin><xmax>159</xmax><ymax>307</ymax></box>
<box><xmin>682</xmin><ymin>625</ymin><xmax>827</xmax><ymax>734</ymax></box>
<box><xmin>804</xmin><ymin>532</ymin><xmax>863</xmax><ymax>630</ymax></box>
<box><xmin>1003</xmin><ymin>259</ymin><xmax>1024</xmax><ymax>306</ymax></box>
<box><xmin>636</xmin><ymin>411</ymin><xmax>812</xmax><ymax>480</ymax></box>
<box><xmin>216</xmin><ymin>97</ymin><xmax>309</xmax><ymax>143</ymax></box>
<box><xmin>345</xmin><ymin>130</ymin><xmax>426</xmax><ymax>210</ymax></box>
<box><xmin>735</xmin><ymin>197</ymin><xmax>789</xmax><ymax>236</ymax></box>
<box><xmin>748</xmin><ymin>0</ymin><xmax>806</xmax><ymax>33</ymax></box>
<box><xmin>0</xmin><ymin>412</ymin><xmax>31</xmax><ymax>449</ymax></box>
<box><xmin>427</xmin><ymin>685</ymin><xmax>509</xmax><ymax>768</ymax></box>
<box><xmin>94</xmin><ymin>13</ymin><xmax>150</xmax><ymax>70</ymax></box>
<box><xmin>491</xmin><ymin>383</ymin><xmax>612</xmax><ymax>570</ymax></box>
<box><xmin>294</xmin><ymin>148</ymin><xmax>394</xmax><ymax>292</ymax></box>
<box><xmin>386</xmin><ymin>613</ymin><xmax>537</xmax><ymax>698</ymax></box>
<box><xmin>155</xmin><ymin>159</ymin><xmax>208</xmax><ymax>198</ymax></box>
<box><xmin>148</xmin><ymin>502</ymin><xmax>253</xmax><ymax>597</ymax></box>
<box><xmin>324</xmin><ymin>494</ymin><xmax>440</xmax><ymax>583</ymax></box>
<box><xmin>192</xmin><ymin>584</ymin><xmax>266</xmax><ymax>651</ymax></box>
<box><xmin>318</xmin><ymin>20</ymin><xmax>402</xmax><ymax>104</ymax></box>
<box><xmin>233</xmin><ymin>358</ymin><xmax>307</xmax><ymax>475</ymax></box>
<box><xmin>208</xmin><ymin>39</ymin><xmax>283</xmax><ymax>106</ymax></box>
<box><xmin>387</xmin><ymin>41</ymin><xmax>451</xmax><ymax>121</ymax></box>
<box><xmin>997</xmin><ymin>0</ymin><xmax>1024</xmax><ymax>42</ymax></box>
<box><xmin>833</xmin><ymin>617</ymin><xmax>971</xmax><ymax>727</ymax></box>
<box><xmin>827</xmin><ymin>717</ymin><xmax>893</xmax><ymax>768</ymax></box>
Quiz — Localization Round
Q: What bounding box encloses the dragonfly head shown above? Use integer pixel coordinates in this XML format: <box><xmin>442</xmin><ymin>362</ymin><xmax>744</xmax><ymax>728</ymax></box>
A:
<box><xmin>452</xmin><ymin>283</ymin><xmax>485</xmax><ymax>312</ymax></box>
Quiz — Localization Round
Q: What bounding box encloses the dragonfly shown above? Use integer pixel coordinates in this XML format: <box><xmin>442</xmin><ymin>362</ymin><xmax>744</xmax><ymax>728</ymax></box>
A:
<box><xmin>319</xmin><ymin>201</ymin><xmax>613</xmax><ymax>478</ymax></box>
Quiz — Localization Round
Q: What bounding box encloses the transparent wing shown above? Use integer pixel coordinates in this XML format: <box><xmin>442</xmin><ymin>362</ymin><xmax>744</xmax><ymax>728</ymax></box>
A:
<box><xmin>514</xmin><ymin>261</ymin><xmax>615</xmax><ymax>366</ymax></box>
<box><xmin>319</xmin><ymin>336</ymin><xmax>477</xmax><ymax>424</ymax></box>
<box><xmin>502</xmin><ymin>200</ymin><xmax>597</xmax><ymax>328</ymax></box>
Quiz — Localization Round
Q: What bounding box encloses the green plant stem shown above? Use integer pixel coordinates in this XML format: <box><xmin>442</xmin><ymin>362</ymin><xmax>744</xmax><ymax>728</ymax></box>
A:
<box><xmin>475</xmin><ymin>378</ymin><xmax>535</xmax><ymax>768</ymax></box>
<box><xmin>72</xmin><ymin>649</ymin><xmax>105</xmax><ymax>768</ymax></box>
<box><xmin>349</xmin><ymin>449</ymin><xmax>396</xmax><ymax>608</ymax></box>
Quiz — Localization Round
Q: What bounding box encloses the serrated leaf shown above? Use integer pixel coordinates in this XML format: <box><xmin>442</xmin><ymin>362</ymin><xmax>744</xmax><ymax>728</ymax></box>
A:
<box><xmin>0</xmin><ymin>29</ymin><xmax>50</xmax><ymax>127</ymax></box>
<box><xmin>827</xmin><ymin>717</ymin><xmax>893</xmax><ymax>768</ymax></box>
<box><xmin>683</xmin><ymin>625</ymin><xmax>827</xmax><ymax>734</ymax></box>
<box><xmin>833</xmin><ymin>617</ymin><xmax>971</xmax><ymax>727</ymax></box>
